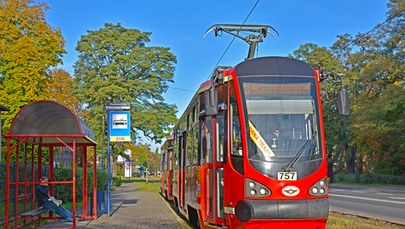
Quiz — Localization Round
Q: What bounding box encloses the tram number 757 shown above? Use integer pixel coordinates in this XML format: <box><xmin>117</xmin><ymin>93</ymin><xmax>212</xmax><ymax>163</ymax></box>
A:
<box><xmin>277</xmin><ymin>172</ymin><xmax>297</xmax><ymax>181</ymax></box>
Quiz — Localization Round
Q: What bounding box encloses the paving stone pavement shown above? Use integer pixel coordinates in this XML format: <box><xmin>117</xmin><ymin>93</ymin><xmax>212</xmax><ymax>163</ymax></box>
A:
<box><xmin>40</xmin><ymin>182</ymin><xmax>187</xmax><ymax>229</ymax></box>
<box><xmin>82</xmin><ymin>182</ymin><xmax>185</xmax><ymax>229</ymax></box>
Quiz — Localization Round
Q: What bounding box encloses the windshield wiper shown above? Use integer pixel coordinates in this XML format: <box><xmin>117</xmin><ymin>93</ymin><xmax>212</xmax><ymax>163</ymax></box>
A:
<box><xmin>283</xmin><ymin>134</ymin><xmax>316</xmax><ymax>172</ymax></box>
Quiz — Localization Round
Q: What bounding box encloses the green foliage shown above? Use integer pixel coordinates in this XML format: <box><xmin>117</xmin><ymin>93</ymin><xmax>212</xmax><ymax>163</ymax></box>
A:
<box><xmin>0</xmin><ymin>0</ymin><xmax>66</xmax><ymax>138</ymax></box>
<box><xmin>334</xmin><ymin>173</ymin><xmax>359</xmax><ymax>183</ymax></box>
<box><xmin>112</xmin><ymin>176</ymin><xmax>122</xmax><ymax>187</ymax></box>
<box><xmin>116</xmin><ymin>162</ymin><xmax>123</xmax><ymax>177</ymax></box>
<box><xmin>54</xmin><ymin>168</ymin><xmax>107</xmax><ymax>202</ymax></box>
<box><xmin>290</xmin><ymin>43</ymin><xmax>353</xmax><ymax>175</ymax></box>
<box><xmin>45</xmin><ymin>68</ymin><xmax>81</xmax><ymax>114</ymax></box>
<box><xmin>291</xmin><ymin>1</ymin><xmax>405</xmax><ymax>176</ymax></box>
<box><xmin>96</xmin><ymin>169</ymin><xmax>108</xmax><ymax>191</ymax></box>
<box><xmin>334</xmin><ymin>173</ymin><xmax>405</xmax><ymax>185</ymax></box>
<box><xmin>74</xmin><ymin>23</ymin><xmax>177</xmax><ymax>143</ymax></box>
<box><xmin>73</xmin><ymin>23</ymin><xmax>177</xmax><ymax>175</ymax></box>
<box><xmin>126</xmin><ymin>143</ymin><xmax>151</xmax><ymax>167</ymax></box>
<box><xmin>125</xmin><ymin>143</ymin><xmax>160</xmax><ymax>172</ymax></box>
<box><xmin>340</xmin><ymin>1</ymin><xmax>404</xmax><ymax>175</ymax></box>
<box><xmin>148</xmin><ymin>151</ymin><xmax>161</xmax><ymax>173</ymax></box>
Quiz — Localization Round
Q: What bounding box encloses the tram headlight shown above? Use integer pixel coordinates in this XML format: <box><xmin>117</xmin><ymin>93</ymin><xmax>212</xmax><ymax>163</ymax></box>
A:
<box><xmin>245</xmin><ymin>178</ymin><xmax>271</xmax><ymax>197</ymax></box>
<box><xmin>320</xmin><ymin>180</ymin><xmax>325</xmax><ymax>187</ymax></box>
<box><xmin>311</xmin><ymin>187</ymin><xmax>318</xmax><ymax>194</ymax></box>
<box><xmin>250</xmin><ymin>190</ymin><xmax>256</xmax><ymax>196</ymax></box>
<box><xmin>309</xmin><ymin>177</ymin><xmax>328</xmax><ymax>196</ymax></box>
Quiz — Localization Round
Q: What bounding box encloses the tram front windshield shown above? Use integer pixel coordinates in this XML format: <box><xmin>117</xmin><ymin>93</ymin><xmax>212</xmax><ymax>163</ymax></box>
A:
<box><xmin>239</xmin><ymin>76</ymin><xmax>323</xmax><ymax>179</ymax></box>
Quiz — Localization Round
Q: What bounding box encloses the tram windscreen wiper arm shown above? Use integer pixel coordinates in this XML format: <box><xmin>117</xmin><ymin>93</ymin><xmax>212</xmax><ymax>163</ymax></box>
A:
<box><xmin>283</xmin><ymin>134</ymin><xmax>315</xmax><ymax>172</ymax></box>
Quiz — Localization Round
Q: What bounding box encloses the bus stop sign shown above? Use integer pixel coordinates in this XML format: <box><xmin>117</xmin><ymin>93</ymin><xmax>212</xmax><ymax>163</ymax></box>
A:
<box><xmin>106</xmin><ymin>102</ymin><xmax>131</xmax><ymax>142</ymax></box>
<box><xmin>109</xmin><ymin>110</ymin><xmax>131</xmax><ymax>142</ymax></box>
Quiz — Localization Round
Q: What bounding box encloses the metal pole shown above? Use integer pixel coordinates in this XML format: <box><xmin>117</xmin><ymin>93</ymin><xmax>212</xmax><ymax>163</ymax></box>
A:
<box><xmin>107</xmin><ymin>111</ymin><xmax>111</xmax><ymax>216</ymax></box>
<box><xmin>146</xmin><ymin>163</ymin><xmax>148</xmax><ymax>183</ymax></box>
<box><xmin>0</xmin><ymin>104</ymin><xmax>10</xmax><ymax>162</ymax></box>
<box><xmin>72</xmin><ymin>138</ymin><xmax>77</xmax><ymax>227</ymax></box>
<box><xmin>0</xmin><ymin>112</ymin><xmax>2</xmax><ymax>162</ymax></box>
<box><xmin>101</xmin><ymin>116</ymin><xmax>105</xmax><ymax>169</ymax></box>
<box><xmin>93</xmin><ymin>146</ymin><xmax>97</xmax><ymax>219</ymax></box>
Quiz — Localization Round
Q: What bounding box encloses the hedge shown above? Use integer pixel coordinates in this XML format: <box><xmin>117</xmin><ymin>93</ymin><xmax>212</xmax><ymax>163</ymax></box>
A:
<box><xmin>334</xmin><ymin>173</ymin><xmax>405</xmax><ymax>185</ymax></box>
<box><xmin>112</xmin><ymin>176</ymin><xmax>122</xmax><ymax>187</ymax></box>
<box><xmin>53</xmin><ymin>168</ymin><xmax>108</xmax><ymax>203</ymax></box>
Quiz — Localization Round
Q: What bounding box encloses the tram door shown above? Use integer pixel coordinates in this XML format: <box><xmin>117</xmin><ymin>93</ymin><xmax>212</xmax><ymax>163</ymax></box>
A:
<box><xmin>203</xmin><ymin>114</ymin><xmax>225</xmax><ymax>225</ymax></box>
<box><xmin>178</xmin><ymin>133</ymin><xmax>186</xmax><ymax>210</ymax></box>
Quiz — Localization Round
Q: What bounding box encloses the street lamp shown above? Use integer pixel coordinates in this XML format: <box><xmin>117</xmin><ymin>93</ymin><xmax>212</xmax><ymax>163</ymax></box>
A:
<box><xmin>0</xmin><ymin>104</ymin><xmax>9</xmax><ymax>162</ymax></box>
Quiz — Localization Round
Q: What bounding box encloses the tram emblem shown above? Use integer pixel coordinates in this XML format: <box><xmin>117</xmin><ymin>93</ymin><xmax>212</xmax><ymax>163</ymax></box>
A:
<box><xmin>282</xmin><ymin>186</ymin><xmax>300</xmax><ymax>197</ymax></box>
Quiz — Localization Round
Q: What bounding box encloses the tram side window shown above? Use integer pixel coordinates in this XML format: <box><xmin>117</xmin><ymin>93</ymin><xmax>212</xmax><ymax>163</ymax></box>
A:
<box><xmin>192</xmin><ymin>124</ymin><xmax>198</xmax><ymax>164</ymax></box>
<box><xmin>168</xmin><ymin>151</ymin><xmax>173</xmax><ymax>170</ymax></box>
<box><xmin>199</xmin><ymin>121</ymin><xmax>206</xmax><ymax>164</ymax></box>
<box><xmin>192</xmin><ymin>106</ymin><xmax>199</xmax><ymax>165</ymax></box>
<box><xmin>230</xmin><ymin>102</ymin><xmax>242</xmax><ymax>156</ymax></box>
<box><xmin>186</xmin><ymin>106</ymin><xmax>199</xmax><ymax>167</ymax></box>
<box><xmin>216</xmin><ymin>85</ymin><xmax>227</xmax><ymax>163</ymax></box>
<box><xmin>173</xmin><ymin>131</ymin><xmax>179</xmax><ymax>169</ymax></box>
<box><xmin>186</xmin><ymin>113</ymin><xmax>193</xmax><ymax>167</ymax></box>
<box><xmin>201</xmin><ymin>118</ymin><xmax>213</xmax><ymax>164</ymax></box>
<box><xmin>163</xmin><ymin>152</ymin><xmax>167</xmax><ymax>171</ymax></box>
<box><xmin>160</xmin><ymin>152</ymin><xmax>166</xmax><ymax>171</ymax></box>
<box><xmin>217</xmin><ymin>112</ymin><xmax>225</xmax><ymax>162</ymax></box>
<box><xmin>230</xmin><ymin>84</ymin><xmax>244</xmax><ymax>175</ymax></box>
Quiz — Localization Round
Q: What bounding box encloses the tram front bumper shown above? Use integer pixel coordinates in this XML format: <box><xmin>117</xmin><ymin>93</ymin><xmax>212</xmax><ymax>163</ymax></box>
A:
<box><xmin>235</xmin><ymin>198</ymin><xmax>329</xmax><ymax>222</ymax></box>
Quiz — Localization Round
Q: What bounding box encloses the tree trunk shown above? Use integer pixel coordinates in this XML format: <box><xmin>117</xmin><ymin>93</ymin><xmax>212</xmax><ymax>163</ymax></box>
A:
<box><xmin>111</xmin><ymin>154</ymin><xmax>117</xmax><ymax>177</ymax></box>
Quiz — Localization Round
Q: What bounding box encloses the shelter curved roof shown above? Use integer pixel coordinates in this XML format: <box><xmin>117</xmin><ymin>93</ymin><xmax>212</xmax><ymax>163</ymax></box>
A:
<box><xmin>6</xmin><ymin>100</ymin><xmax>96</xmax><ymax>145</ymax></box>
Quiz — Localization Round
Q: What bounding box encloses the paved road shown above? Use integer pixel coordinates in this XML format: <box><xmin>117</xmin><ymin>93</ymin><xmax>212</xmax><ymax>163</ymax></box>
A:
<box><xmin>329</xmin><ymin>183</ymin><xmax>405</xmax><ymax>225</ymax></box>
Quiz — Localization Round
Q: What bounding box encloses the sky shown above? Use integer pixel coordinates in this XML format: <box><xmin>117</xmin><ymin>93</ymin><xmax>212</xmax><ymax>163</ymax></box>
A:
<box><xmin>40</xmin><ymin>0</ymin><xmax>389</xmax><ymax>148</ymax></box>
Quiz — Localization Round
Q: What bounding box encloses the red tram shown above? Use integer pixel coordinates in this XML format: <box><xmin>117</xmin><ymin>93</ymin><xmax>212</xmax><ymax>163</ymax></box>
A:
<box><xmin>160</xmin><ymin>134</ymin><xmax>174</xmax><ymax>200</ymax></box>
<box><xmin>160</xmin><ymin>25</ymin><xmax>333</xmax><ymax>228</ymax></box>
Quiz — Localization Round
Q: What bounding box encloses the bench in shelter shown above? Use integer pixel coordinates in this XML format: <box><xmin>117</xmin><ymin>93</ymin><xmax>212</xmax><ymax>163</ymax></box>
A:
<box><xmin>20</xmin><ymin>207</ymin><xmax>49</xmax><ymax>217</ymax></box>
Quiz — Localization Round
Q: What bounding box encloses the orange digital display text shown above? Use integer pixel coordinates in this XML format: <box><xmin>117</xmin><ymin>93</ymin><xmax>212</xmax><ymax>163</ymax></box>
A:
<box><xmin>244</xmin><ymin>83</ymin><xmax>310</xmax><ymax>96</ymax></box>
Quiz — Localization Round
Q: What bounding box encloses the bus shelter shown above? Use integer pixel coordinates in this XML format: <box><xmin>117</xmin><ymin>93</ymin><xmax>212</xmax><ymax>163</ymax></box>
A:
<box><xmin>3</xmin><ymin>100</ymin><xmax>98</xmax><ymax>229</ymax></box>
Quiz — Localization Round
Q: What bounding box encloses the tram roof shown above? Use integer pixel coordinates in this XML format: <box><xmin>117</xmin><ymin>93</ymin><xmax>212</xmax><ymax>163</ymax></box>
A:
<box><xmin>235</xmin><ymin>56</ymin><xmax>314</xmax><ymax>77</ymax></box>
<box><xmin>6</xmin><ymin>100</ymin><xmax>96</xmax><ymax>145</ymax></box>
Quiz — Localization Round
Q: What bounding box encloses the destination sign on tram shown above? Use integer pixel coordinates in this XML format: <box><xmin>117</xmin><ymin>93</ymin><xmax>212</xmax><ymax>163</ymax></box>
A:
<box><xmin>244</xmin><ymin>83</ymin><xmax>311</xmax><ymax>96</ymax></box>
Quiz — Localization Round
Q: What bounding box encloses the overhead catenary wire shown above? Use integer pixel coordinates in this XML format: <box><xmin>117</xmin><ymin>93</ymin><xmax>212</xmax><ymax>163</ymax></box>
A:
<box><xmin>317</xmin><ymin>8</ymin><xmax>404</xmax><ymax>67</ymax></box>
<box><xmin>172</xmin><ymin>2</ymin><xmax>404</xmax><ymax>93</ymax></box>
<box><xmin>345</xmin><ymin>8</ymin><xmax>404</xmax><ymax>48</ymax></box>
<box><xmin>168</xmin><ymin>86</ymin><xmax>195</xmax><ymax>92</ymax></box>
<box><xmin>207</xmin><ymin>0</ymin><xmax>260</xmax><ymax>80</ymax></box>
<box><xmin>166</xmin><ymin>1</ymin><xmax>261</xmax><ymax>94</ymax></box>
<box><xmin>168</xmin><ymin>0</ymin><xmax>261</xmax><ymax>93</ymax></box>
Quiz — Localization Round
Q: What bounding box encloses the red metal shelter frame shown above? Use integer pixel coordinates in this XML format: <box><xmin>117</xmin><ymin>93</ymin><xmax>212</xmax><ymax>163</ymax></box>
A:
<box><xmin>3</xmin><ymin>100</ymin><xmax>98</xmax><ymax>229</ymax></box>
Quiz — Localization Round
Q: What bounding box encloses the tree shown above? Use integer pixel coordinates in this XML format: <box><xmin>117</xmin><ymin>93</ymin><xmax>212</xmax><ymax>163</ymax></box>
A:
<box><xmin>45</xmin><ymin>68</ymin><xmax>81</xmax><ymax>113</ymax></box>
<box><xmin>290</xmin><ymin>43</ymin><xmax>352</xmax><ymax>180</ymax></box>
<box><xmin>125</xmin><ymin>143</ymin><xmax>149</xmax><ymax>167</ymax></box>
<box><xmin>341</xmin><ymin>0</ymin><xmax>404</xmax><ymax>175</ymax></box>
<box><xmin>148</xmin><ymin>150</ymin><xmax>161</xmax><ymax>173</ymax></box>
<box><xmin>45</xmin><ymin>68</ymin><xmax>93</xmax><ymax>165</ymax></box>
<box><xmin>126</xmin><ymin>143</ymin><xmax>154</xmax><ymax>176</ymax></box>
<box><xmin>74</xmin><ymin>23</ymin><xmax>177</xmax><ymax>175</ymax></box>
<box><xmin>291</xmin><ymin>1</ymin><xmax>405</xmax><ymax>177</ymax></box>
<box><xmin>325</xmin><ymin>0</ymin><xmax>405</xmax><ymax>175</ymax></box>
<box><xmin>0</xmin><ymin>0</ymin><xmax>65</xmax><ymax>160</ymax></box>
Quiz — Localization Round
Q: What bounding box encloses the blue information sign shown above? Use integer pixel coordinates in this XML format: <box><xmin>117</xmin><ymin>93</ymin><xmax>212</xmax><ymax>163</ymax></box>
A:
<box><xmin>109</xmin><ymin>111</ymin><xmax>131</xmax><ymax>142</ymax></box>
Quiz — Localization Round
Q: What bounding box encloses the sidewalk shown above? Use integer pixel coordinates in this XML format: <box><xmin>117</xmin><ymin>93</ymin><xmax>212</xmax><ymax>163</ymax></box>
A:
<box><xmin>41</xmin><ymin>182</ymin><xmax>186</xmax><ymax>229</ymax></box>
